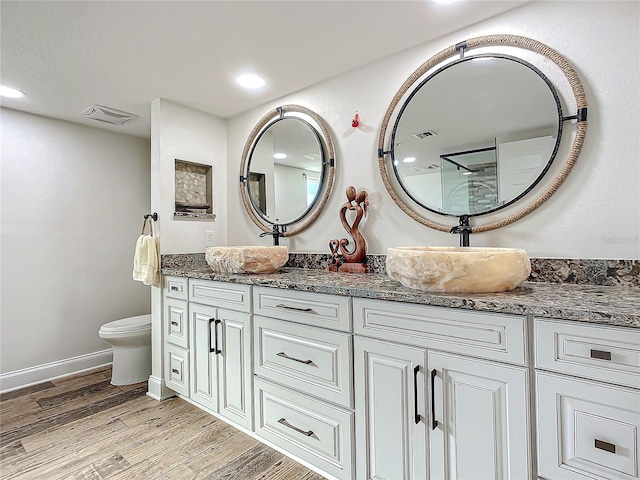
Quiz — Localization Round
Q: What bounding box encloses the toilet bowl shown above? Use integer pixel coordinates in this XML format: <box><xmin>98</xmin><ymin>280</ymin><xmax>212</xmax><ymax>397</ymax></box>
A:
<box><xmin>99</xmin><ymin>314</ymin><xmax>152</xmax><ymax>386</ymax></box>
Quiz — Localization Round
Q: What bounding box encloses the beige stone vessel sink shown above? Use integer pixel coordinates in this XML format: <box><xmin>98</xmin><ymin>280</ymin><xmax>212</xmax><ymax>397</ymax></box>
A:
<box><xmin>386</xmin><ymin>246</ymin><xmax>531</xmax><ymax>293</ymax></box>
<box><xmin>205</xmin><ymin>246</ymin><xmax>288</xmax><ymax>274</ymax></box>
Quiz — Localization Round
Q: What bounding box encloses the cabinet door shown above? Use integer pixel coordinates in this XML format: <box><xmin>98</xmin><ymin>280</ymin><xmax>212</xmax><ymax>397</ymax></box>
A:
<box><xmin>189</xmin><ymin>303</ymin><xmax>218</xmax><ymax>412</ymax></box>
<box><xmin>429</xmin><ymin>351</ymin><xmax>531</xmax><ymax>480</ymax></box>
<box><xmin>355</xmin><ymin>336</ymin><xmax>428</xmax><ymax>480</ymax></box>
<box><xmin>217</xmin><ymin>309</ymin><xmax>253</xmax><ymax>430</ymax></box>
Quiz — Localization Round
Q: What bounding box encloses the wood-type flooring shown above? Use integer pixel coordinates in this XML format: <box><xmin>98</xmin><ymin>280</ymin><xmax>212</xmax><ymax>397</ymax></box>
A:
<box><xmin>0</xmin><ymin>367</ymin><xmax>325</xmax><ymax>480</ymax></box>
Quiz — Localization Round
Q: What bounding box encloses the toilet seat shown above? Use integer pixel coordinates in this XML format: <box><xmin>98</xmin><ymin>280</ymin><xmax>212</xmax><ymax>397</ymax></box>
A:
<box><xmin>100</xmin><ymin>314</ymin><xmax>151</xmax><ymax>335</ymax></box>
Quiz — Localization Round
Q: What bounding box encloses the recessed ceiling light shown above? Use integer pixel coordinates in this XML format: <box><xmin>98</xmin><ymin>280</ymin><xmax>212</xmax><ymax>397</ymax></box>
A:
<box><xmin>273</xmin><ymin>153</ymin><xmax>287</xmax><ymax>159</ymax></box>
<box><xmin>432</xmin><ymin>0</ymin><xmax>460</xmax><ymax>4</ymax></box>
<box><xmin>403</xmin><ymin>157</ymin><xmax>416</xmax><ymax>163</ymax></box>
<box><xmin>393</xmin><ymin>160</ymin><xmax>399</xmax><ymax>166</ymax></box>
<box><xmin>0</xmin><ymin>85</ymin><xmax>26</xmax><ymax>98</ymax></box>
<box><xmin>236</xmin><ymin>74</ymin><xmax>265</xmax><ymax>89</ymax></box>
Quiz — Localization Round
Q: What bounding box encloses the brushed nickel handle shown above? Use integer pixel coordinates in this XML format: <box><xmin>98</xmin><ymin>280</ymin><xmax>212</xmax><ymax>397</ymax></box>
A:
<box><xmin>595</xmin><ymin>439</ymin><xmax>616</xmax><ymax>454</ymax></box>
<box><xmin>277</xmin><ymin>352</ymin><xmax>313</xmax><ymax>365</ymax></box>
<box><xmin>590</xmin><ymin>349</ymin><xmax>612</xmax><ymax>361</ymax></box>
<box><xmin>278</xmin><ymin>418</ymin><xmax>314</xmax><ymax>437</ymax></box>
<box><xmin>275</xmin><ymin>303</ymin><xmax>312</xmax><ymax>312</ymax></box>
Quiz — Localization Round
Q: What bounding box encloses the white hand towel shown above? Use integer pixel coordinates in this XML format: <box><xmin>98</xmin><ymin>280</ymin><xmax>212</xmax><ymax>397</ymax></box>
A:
<box><xmin>133</xmin><ymin>234</ymin><xmax>160</xmax><ymax>286</ymax></box>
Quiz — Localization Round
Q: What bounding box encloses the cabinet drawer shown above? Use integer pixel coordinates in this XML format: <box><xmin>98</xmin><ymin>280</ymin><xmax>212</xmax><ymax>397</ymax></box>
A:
<box><xmin>253</xmin><ymin>286</ymin><xmax>351</xmax><ymax>332</ymax></box>
<box><xmin>254</xmin><ymin>377</ymin><xmax>354</xmax><ymax>480</ymax></box>
<box><xmin>189</xmin><ymin>279</ymin><xmax>251</xmax><ymax>313</ymax></box>
<box><xmin>165</xmin><ymin>343</ymin><xmax>189</xmax><ymax>396</ymax></box>
<box><xmin>354</xmin><ymin>298</ymin><xmax>527</xmax><ymax>365</ymax></box>
<box><xmin>537</xmin><ymin>372</ymin><xmax>640</xmax><ymax>480</ymax></box>
<box><xmin>535</xmin><ymin>318</ymin><xmax>640</xmax><ymax>389</ymax></box>
<box><xmin>165</xmin><ymin>297</ymin><xmax>188</xmax><ymax>348</ymax></box>
<box><xmin>165</xmin><ymin>276</ymin><xmax>188</xmax><ymax>301</ymax></box>
<box><xmin>254</xmin><ymin>316</ymin><xmax>353</xmax><ymax>408</ymax></box>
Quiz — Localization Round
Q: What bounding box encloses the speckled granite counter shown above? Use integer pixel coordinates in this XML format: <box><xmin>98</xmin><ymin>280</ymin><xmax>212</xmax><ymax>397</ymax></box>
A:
<box><xmin>162</xmin><ymin>266</ymin><xmax>640</xmax><ymax>328</ymax></box>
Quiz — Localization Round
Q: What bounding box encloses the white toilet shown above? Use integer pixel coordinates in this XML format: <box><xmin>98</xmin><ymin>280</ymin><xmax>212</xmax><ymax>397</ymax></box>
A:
<box><xmin>99</xmin><ymin>314</ymin><xmax>152</xmax><ymax>385</ymax></box>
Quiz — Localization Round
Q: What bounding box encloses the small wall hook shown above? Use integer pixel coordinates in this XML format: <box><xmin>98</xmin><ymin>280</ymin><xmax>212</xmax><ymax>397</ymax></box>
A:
<box><xmin>352</xmin><ymin>111</ymin><xmax>360</xmax><ymax>128</ymax></box>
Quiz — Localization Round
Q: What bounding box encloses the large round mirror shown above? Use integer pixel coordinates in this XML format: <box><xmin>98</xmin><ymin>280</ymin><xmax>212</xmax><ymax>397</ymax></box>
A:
<box><xmin>240</xmin><ymin>105</ymin><xmax>335</xmax><ymax>241</ymax></box>
<box><xmin>393</xmin><ymin>55</ymin><xmax>561</xmax><ymax>217</ymax></box>
<box><xmin>378</xmin><ymin>34</ymin><xmax>587</xmax><ymax>241</ymax></box>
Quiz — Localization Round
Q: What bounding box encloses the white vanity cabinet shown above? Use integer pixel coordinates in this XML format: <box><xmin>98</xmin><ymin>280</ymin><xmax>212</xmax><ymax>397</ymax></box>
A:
<box><xmin>354</xmin><ymin>298</ymin><xmax>532</xmax><ymax>480</ymax></box>
<box><xmin>535</xmin><ymin>318</ymin><xmax>640</xmax><ymax>480</ymax></box>
<box><xmin>252</xmin><ymin>286</ymin><xmax>355</xmax><ymax>480</ymax></box>
<box><xmin>188</xmin><ymin>279</ymin><xmax>253</xmax><ymax>430</ymax></box>
<box><xmin>163</xmin><ymin>276</ymin><xmax>190</xmax><ymax>396</ymax></box>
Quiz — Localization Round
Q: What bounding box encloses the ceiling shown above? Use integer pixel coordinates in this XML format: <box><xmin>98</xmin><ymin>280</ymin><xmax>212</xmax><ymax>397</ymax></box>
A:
<box><xmin>1</xmin><ymin>0</ymin><xmax>528</xmax><ymax>139</ymax></box>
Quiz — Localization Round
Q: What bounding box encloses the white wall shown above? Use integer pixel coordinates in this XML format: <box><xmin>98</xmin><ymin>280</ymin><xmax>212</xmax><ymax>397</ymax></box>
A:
<box><xmin>226</xmin><ymin>1</ymin><xmax>639</xmax><ymax>260</ymax></box>
<box><xmin>0</xmin><ymin>108</ymin><xmax>151</xmax><ymax>377</ymax></box>
<box><xmin>151</xmin><ymin>99</ymin><xmax>227</xmax><ymax>253</ymax></box>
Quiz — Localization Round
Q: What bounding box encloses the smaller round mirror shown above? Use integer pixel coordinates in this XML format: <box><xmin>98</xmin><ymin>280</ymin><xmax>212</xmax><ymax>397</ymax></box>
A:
<box><xmin>240</xmin><ymin>105</ymin><xmax>335</xmax><ymax>240</ymax></box>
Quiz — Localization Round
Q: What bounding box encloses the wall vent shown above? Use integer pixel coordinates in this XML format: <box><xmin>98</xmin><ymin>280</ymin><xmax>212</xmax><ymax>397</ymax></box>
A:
<box><xmin>81</xmin><ymin>105</ymin><xmax>139</xmax><ymax>125</ymax></box>
<box><xmin>412</xmin><ymin>130</ymin><xmax>437</xmax><ymax>139</ymax></box>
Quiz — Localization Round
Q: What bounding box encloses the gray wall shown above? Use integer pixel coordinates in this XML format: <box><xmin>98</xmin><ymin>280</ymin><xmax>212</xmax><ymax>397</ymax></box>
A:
<box><xmin>1</xmin><ymin>108</ymin><xmax>151</xmax><ymax>378</ymax></box>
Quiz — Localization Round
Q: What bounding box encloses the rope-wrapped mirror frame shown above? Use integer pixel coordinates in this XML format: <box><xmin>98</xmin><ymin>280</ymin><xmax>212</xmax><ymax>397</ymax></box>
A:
<box><xmin>378</xmin><ymin>34</ymin><xmax>587</xmax><ymax>234</ymax></box>
<box><xmin>240</xmin><ymin>104</ymin><xmax>336</xmax><ymax>237</ymax></box>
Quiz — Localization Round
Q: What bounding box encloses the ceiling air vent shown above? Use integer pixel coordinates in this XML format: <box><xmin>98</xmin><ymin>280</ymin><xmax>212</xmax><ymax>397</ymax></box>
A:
<box><xmin>409</xmin><ymin>164</ymin><xmax>440</xmax><ymax>172</ymax></box>
<box><xmin>81</xmin><ymin>105</ymin><xmax>139</xmax><ymax>125</ymax></box>
<box><xmin>412</xmin><ymin>130</ymin><xmax>437</xmax><ymax>140</ymax></box>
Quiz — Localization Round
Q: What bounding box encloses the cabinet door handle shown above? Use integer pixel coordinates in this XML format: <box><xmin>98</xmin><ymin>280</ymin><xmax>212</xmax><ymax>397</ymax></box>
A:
<box><xmin>171</xmin><ymin>321</ymin><xmax>179</xmax><ymax>326</ymax></box>
<box><xmin>275</xmin><ymin>303</ymin><xmax>313</xmax><ymax>312</ymax></box>
<box><xmin>590</xmin><ymin>349</ymin><xmax>612</xmax><ymax>361</ymax></box>
<box><xmin>278</xmin><ymin>418</ymin><xmax>314</xmax><ymax>437</ymax></box>
<box><xmin>170</xmin><ymin>286</ymin><xmax>179</xmax><ymax>291</ymax></box>
<box><xmin>277</xmin><ymin>352</ymin><xmax>313</xmax><ymax>365</ymax></box>
<box><xmin>208</xmin><ymin>318</ymin><xmax>216</xmax><ymax>353</ymax></box>
<box><xmin>214</xmin><ymin>319</ymin><xmax>222</xmax><ymax>355</ymax></box>
<box><xmin>595</xmin><ymin>439</ymin><xmax>616</xmax><ymax>454</ymax></box>
<box><xmin>171</xmin><ymin>368</ymin><xmax>179</xmax><ymax>374</ymax></box>
<box><xmin>414</xmin><ymin>365</ymin><xmax>421</xmax><ymax>424</ymax></box>
<box><xmin>431</xmin><ymin>369</ymin><xmax>439</xmax><ymax>430</ymax></box>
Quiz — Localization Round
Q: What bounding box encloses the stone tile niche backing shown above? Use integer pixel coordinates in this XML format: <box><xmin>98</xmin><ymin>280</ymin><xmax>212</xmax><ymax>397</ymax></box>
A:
<box><xmin>174</xmin><ymin>159</ymin><xmax>214</xmax><ymax>220</ymax></box>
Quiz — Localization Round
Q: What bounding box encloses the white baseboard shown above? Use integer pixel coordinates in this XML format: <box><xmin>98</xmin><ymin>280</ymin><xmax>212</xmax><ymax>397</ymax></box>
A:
<box><xmin>146</xmin><ymin>375</ymin><xmax>175</xmax><ymax>401</ymax></box>
<box><xmin>0</xmin><ymin>349</ymin><xmax>113</xmax><ymax>394</ymax></box>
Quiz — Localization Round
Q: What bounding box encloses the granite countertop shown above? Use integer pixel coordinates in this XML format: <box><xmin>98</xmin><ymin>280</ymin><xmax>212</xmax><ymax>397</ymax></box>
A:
<box><xmin>161</xmin><ymin>266</ymin><xmax>640</xmax><ymax>328</ymax></box>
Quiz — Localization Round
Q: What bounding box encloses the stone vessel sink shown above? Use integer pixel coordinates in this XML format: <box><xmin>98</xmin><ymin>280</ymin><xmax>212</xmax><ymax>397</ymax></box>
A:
<box><xmin>386</xmin><ymin>246</ymin><xmax>531</xmax><ymax>293</ymax></box>
<box><xmin>205</xmin><ymin>246</ymin><xmax>288</xmax><ymax>274</ymax></box>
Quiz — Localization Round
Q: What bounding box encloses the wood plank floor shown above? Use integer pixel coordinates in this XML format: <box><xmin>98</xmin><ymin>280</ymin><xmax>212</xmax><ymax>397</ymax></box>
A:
<box><xmin>0</xmin><ymin>367</ymin><xmax>325</xmax><ymax>480</ymax></box>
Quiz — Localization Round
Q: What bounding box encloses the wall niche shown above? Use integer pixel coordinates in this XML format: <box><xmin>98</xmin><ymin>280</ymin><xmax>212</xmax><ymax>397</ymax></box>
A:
<box><xmin>174</xmin><ymin>159</ymin><xmax>215</xmax><ymax>220</ymax></box>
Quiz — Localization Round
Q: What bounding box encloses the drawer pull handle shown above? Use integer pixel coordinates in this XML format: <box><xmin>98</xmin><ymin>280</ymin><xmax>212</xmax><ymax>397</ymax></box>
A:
<box><xmin>590</xmin><ymin>349</ymin><xmax>612</xmax><ymax>361</ymax></box>
<box><xmin>431</xmin><ymin>369</ymin><xmax>439</xmax><ymax>430</ymax></box>
<box><xmin>277</xmin><ymin>352</ymin><xmax>313</xmax><ymax>365</ymax></box>
<box><xmin>275</xmin><ymin>303</ymin><xmax>312</xmax><ymax>312</ymax></box>
<box><xmin>170</xmin><ymin>286</ymin><xmax>180</xmax><ymax>291</ymax></box>
<box><xmin>171</xmin><ymin>368</ymin><xmax>179</xmax><ymax>374</ymax></box>
<box><xmin>278</xmin><ymin>418</ymin><xmax>314</xmax><ymax>437</ymax></box>
<box><xmin>171</xmin><ymin>321</ymin><xmax>179</xmax><ymax>326</ymax></box>
<box><xmin>595</xmin><ymin>439</ymin><xmax>616</xmax><ymax>454</ymax></box>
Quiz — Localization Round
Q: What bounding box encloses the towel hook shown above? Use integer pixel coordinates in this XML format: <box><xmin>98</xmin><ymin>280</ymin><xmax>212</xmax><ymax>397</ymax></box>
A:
<box><xmin>144</xmin><ymin>212</ymin><xmax>158</xmax><ymax>221</ymax></box>
<box><xmin>140</xmin><ymin>215</ymin><xmax>155</xmax><ymax>236</ymax></box>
